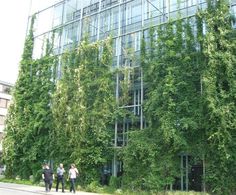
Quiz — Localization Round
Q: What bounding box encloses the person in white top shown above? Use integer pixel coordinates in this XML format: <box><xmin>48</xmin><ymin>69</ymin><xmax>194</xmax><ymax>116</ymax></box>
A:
<box><xmin>68</xmin><ymin>164</ymin><xmax>79</xmax><ymax>193</ymax></box>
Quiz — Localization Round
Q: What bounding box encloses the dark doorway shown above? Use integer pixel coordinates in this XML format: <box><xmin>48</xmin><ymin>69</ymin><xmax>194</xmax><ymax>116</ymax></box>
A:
<box><xmin>100</xmin><ymin>164</ymin><xmax>112</xmax><ymax>185</ymax></box>
<box><xmin>173</xmin><ymin>155</ymin><xmax>203</xmax><ymax>192</ymax></box>
<box><xmin>189</xmin><ymin>164</ymin><xmax>203</xmax><ymax>191</ymax></box>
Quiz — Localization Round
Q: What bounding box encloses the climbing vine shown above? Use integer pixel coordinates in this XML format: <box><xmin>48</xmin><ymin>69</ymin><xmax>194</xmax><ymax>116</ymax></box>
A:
<box><xmin>51</xmin><ymin>37</ymin><xmax>116</xmax><ymax>185</ymax></box>
<box><xmin>123</xmin><ymin>0</ymin><xmax>236</xmax><ymax>193</ymax></box>
<box><xmin>3</xmin><ymin>1</ymin><xmax>236</xmax><ymax>194</ymax></box>
<box><xmin>200</xmin><ymin>0</ymin><xmax>236</xmax><ymax>194</ymax></box>
<box><xmin>3</xmin><ymin>15</ymin><xmax>57</xmax><ymax>180</ymax></box>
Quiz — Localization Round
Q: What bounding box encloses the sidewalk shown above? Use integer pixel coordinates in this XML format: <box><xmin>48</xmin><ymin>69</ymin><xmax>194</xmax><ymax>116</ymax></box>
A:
<box><xmin>0</xmin><ymin>182</ymin><xmax>103</xmax><ymax>195</ymax></box>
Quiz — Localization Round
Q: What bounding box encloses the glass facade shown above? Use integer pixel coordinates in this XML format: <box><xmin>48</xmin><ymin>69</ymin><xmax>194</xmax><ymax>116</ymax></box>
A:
<box><xmin>30</xmin><ymin>0</ymin><xmax>235</xmax><ymax>182</ymax></box>
<box><xmin>31</xmin><ymin>0</ymin><xmax>218</xmax><ymax>58</ymax></box>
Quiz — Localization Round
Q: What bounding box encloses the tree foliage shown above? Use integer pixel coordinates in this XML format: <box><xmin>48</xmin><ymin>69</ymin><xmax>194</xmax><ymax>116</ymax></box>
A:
<box><xmin>200</xmin><ymin>0</ymin><xmax>236</xmax><ymax>194</ymax></box>
<box><xmin>51</xmin><ymin>37</ymin><xmax>116</xmax><ymax>185</ymax></box>
<box><xmin>122</xmin><ymin>0</ymin><xmax>236</xmax><ymax>193</ymax></box>
<box><xmin>3</xmin><ymin>16</ymin><xmax>57</xmax><ymax>180</ymax></box>
<box><xmin>3</xmin><ymin>1</ymin><xmax>236</xmax><ymax>194</ymax></box>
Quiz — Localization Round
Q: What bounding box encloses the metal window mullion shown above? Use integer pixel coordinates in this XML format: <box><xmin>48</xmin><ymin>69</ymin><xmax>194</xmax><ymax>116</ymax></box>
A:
<box><xmin>78</xmin><ymin>0</ymin><xmax>83</xmax><ymax>42</ymax></box>
<box><xmin>140</xmin><ymin>68</ymin><xmax>143</xmax><ymax>129</ymax></box>
<box><xmin>186</xmin><ymin>155</ymin><xmax>189</xmax><ymax>191</ymax></box>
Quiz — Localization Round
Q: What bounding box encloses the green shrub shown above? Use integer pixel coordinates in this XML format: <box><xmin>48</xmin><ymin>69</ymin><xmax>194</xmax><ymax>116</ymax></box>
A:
<box><xmin>109</xmin><ymin>176</ymin><xmax>121</xmax><ymax>189</ymax></box>
<box><xmin>85</xmin><ymin>181</ymin><xmax>103</xmax><ymax>192</ymax></box>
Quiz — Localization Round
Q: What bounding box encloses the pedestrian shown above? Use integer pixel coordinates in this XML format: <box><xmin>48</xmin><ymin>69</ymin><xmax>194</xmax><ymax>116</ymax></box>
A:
<box><xmin>42</xmin><ymin>163</ymin><xmax>54</xmax><ymax>192</ymax></box>
<box><xmin>56</xmin><ymin>163</ymin><xmax>65</xmax><ymax>193</ymax></box>
<box><xmin>68</xmin><ymin>164</ymin><xmax>79</xmax><ymax>194</ymax></box>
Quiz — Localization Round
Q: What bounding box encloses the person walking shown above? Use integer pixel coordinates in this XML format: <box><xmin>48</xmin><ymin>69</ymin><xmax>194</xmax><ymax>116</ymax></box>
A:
<box><xmin>56</xmin><ymin>163</ymin><xmax>65</xmax><ymax>192</ymax></box>
<box><xmin>42</xmin><ymin>163</ymin><xmax>54</xmax><ymax>192</ymax></box>
<box><xmin>68</xmin><ymin>164</ymin><xmax>79</xmax><ymax>194</ymax></box>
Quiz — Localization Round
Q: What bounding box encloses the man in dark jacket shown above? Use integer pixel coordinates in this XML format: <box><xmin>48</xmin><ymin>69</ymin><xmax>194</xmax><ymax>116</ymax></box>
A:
<box><xmin>42</xmin><ymin>163</ymin><xmax>54</xmax><ymax>192</ymax></box>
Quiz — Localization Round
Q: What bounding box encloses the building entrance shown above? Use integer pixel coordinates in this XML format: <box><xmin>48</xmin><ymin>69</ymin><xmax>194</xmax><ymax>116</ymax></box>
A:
<box><xmin>189</xmin><ymin>164</ymin><xmax>203</xmax><ymax>191</ymax></box>
<box><xmin>174</xmin><ymin>154</ymin><xmax>203</xmax><ymax>192</ymax></box>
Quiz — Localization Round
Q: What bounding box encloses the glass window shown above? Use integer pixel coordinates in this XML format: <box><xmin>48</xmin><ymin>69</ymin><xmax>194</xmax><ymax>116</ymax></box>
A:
<box><xmin>63</xmin><ymin>21</ymin><xmax>80</xmax><ymax>47</ymax></box>
<box><xmin>100</xmin><ymin>7</ymin><xmax>119</xmax><ymax>36</ymax></box>
<box><xmin>7</xmin><ymin>100</ymin><xmax>11</xmax><ymax>108</ymax></box>
<box><xmin>81</xmin><ymin>18</ymin><xmax>89</xmax><ymax>37</ymax></box>
<box><xmin>187</xmin><ymin>3</ymin><xmax>198</xmax><ymax>15</ymax></box>
<box><xmin>53</xmin><ymin>3</ymin><xmax>64</xmax><ymax>27</ymax></box>
<box><xmin>178</xmin><ymin>0</ymin><xmax>187</xmax><ymax>9</ymax></box>
<box><xmin>122</xmin><ymin>0</ymin><xmax>142</xmax><ymax>26</ymax></box>
<box><xmin>33</xmin><ymin>35</ymin><xmax>45</xmax><ymax>59</ymax></box>
<box><xmin>102</xmin><ymin>0</ymin><xmax>119</xmax><ymax>9</ymax></box>
<box><xmin>3</xmin><ymin>86</ymin><xmax>11</xmax><ymax>94</ymax></box>
<box><xmin>0</xmin><ymin>115</ymin><xmax>5</xmax><ymax>125</ymax></box>
<box><xmin>126</xmin><ymin>4</ymin><xmax>132</xmax><ymax>25</ymax></box>
<box><xmin>100</xmin><ymin>11</ymin><xmax>110</xmax><ymax>33</ymax></box>
<box><xmin>90</xmin><ymin>15</ymin><xmax>98</xmax><ymax>36</ymax></box>
<box><xmin>0</xmin><ymin>98</ymin><xmax>7</xmax><ymax>108</ymax></box>
<box><xmin>52</xmin><ymin>29</ymin><xmax>62</xmax><ymax>55</ymax></box>
<box><xmin>169</xmin><ymin>0</ymin><xmax>178</xmax><ymax>12</ymax></box>
<box><xmin>35</xmin><ymin>8</ymin><xmax>53</xmax><ymax>36</ymax></box>
<box><xmin>144</xmin><ymin>0</ymin><xmax>150</xmax><ymax>19</ymax></box>
<box><xmin>121</xmin><ymin>32</ymin><xmax>141</xmax><ymax>52</ymax></box>
<box><xmin>232</xmin><ymin>5</ymin><xmax>236</xmax><ymax>28</ymax></box>
<box><xmin>64</xmin><ymin>0</ymin><xmax>77</xmax><ymax>22</ymax></box>
<box><xmin>111</xmin><ymin>7</ymin><xmax>119</xmax><ymax>33</ymax></box>
<box><xmin>131</xmin><ymin>1</ymin><xmax>141</xmax><ymax>24</ymax></box>
<box><xmin>203</xmin><ymin>21</ymin><xmax>206</xmax><ymax>35</ymax></box>
<box><xmin>188</xmin><ymin>0</ymin><xmax>198</xmax><ymax>6</ymax></box>
<box><xmin>83</xmin><ymin>6</ymin><xmax>90</xmax><ymax>16</ymax></box>
<box><xmin>114</xmin><ymin>38</ymin><xmax>120</xmax><ymax>56</ymax></box>
<box><xmin>134</xmin><ymin>31</ymin><xmax>141</xmax><ymax>51</ymax></box>
<box><xmin>90</xmin><ymin>1</ymin><xmax>99</xmax><ymax>14</ymax></box>
<box><xmin>144</xmin><ymin>0</ymin><xmax>164</xmax><ymax>19</ymax></box>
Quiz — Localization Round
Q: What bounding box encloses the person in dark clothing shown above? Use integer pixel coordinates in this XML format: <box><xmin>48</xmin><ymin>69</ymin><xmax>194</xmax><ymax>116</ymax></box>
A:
<box><xmin>56</xmin><ymin>163</ymin><xmax>65</xmax><ymax>192</ymax></box>
<box><xmin>42</xmin><ymin>163</ymin><xmax>54</xmax><ymax>192</ymax></box>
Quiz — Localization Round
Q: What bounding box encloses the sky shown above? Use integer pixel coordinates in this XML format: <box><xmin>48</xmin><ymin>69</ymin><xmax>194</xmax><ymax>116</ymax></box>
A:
<box><xmin>0</xmin><ymin>0</ymin><xmax>57</xmax><ymax>85</ymax></box>
<box><xmin>0</xmin><ymin>0</ymin><xmax>31</xmax><ymax>84</ymax></box>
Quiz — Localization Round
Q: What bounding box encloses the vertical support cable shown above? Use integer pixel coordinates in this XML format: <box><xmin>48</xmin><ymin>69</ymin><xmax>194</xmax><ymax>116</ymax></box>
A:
<box><xmin>26</xmin><ymin>0</ymin><xmax>33</xmax><ymax>37</ymax></box>
<box><xmin>181</xmin><ymin>154</ymin><xmax>184</xmax><ymax>190</ymax></box>
<box><xmin>57</xmin><ymin>0</ymin><xmax>65</xmax><ymax>78</ymax></box>
<box><xmin>97</xmin><ymin>0</ymin><xmax>102</xmax><ymax>40</ymax></box>
<box><xmin>113</xmin><ymin>0</ymin><xmax>122</xmax><ymax>177</ymax></box>
<box><xmin>78</xmin><ymin>0</ymin><xmax>83</xmax><ymax>42</ymax></box>
<box><xmin>113</xmin><ymin>72</ymin><xmax>119</xmax><ymax>177</ymax></box>
<box><xmin>203</xmin><ymin>153</ymin><xmax>206</xmax><ymax>193</ymax></box>
<box><xmin>168</xmin><ymin>0</ymin><xmax>170</xmax><ymax>21</ymax></box>
<box><xmin>140</xmin><ymin>0</ymin><xmax>145</xmax><ymax>130</ymax></box>
<box><xmin>140</xmin><ymin>68</ymin><xmax>143</xmax><ymax>130</ymax></box>
<box><xmin>186</xmin><ymin>155</ymin><xmax>189</xmax><ymax>191</ymax></box>
<box><xmin>201</xmin><ymin>73</ymin><xmax>206</xmax><ymax>193</ymax></box>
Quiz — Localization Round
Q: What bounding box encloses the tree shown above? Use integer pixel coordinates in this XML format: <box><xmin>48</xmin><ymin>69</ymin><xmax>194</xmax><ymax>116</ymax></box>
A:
<box><xmin>200</xmin><ymin>0</ymin><xmax>236</xmax><ymax>193</ymax></box>
<box><xmin>3</xmin><ymin>15</ymin><xmax>57</xmax><ymax>180</ymax></box>
<box><xmin>3</xmin><ymin>15</ymin><xmax>36</xmax><ymax>178</ymax></box>
<box><xmin>123</xmin><ymin>1</ymin><xmax>236</xmax><ymax>192</ymax></box>
<box><xmin>51</xmin><ymin>37</ymin><xmax>116</xmax><ymax>185</ymax></box>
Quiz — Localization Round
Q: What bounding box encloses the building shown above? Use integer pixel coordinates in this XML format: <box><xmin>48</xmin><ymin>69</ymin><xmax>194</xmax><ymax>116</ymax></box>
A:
<box><xmin>0</xmin><ymin>81</ymin><xmax>12</xmax><ymax>174</ymax></box>
<box><xmin>29</xmin><ymin>0</ymin><xmax>236</xmax><ymax>190</ymax></box>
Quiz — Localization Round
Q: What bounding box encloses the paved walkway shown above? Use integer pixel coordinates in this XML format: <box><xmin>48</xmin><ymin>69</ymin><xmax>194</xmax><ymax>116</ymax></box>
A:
<box><xmin>0</xmin><ymin>182</ymin><xmax>103</xmax><ymax>195</ymax></box>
